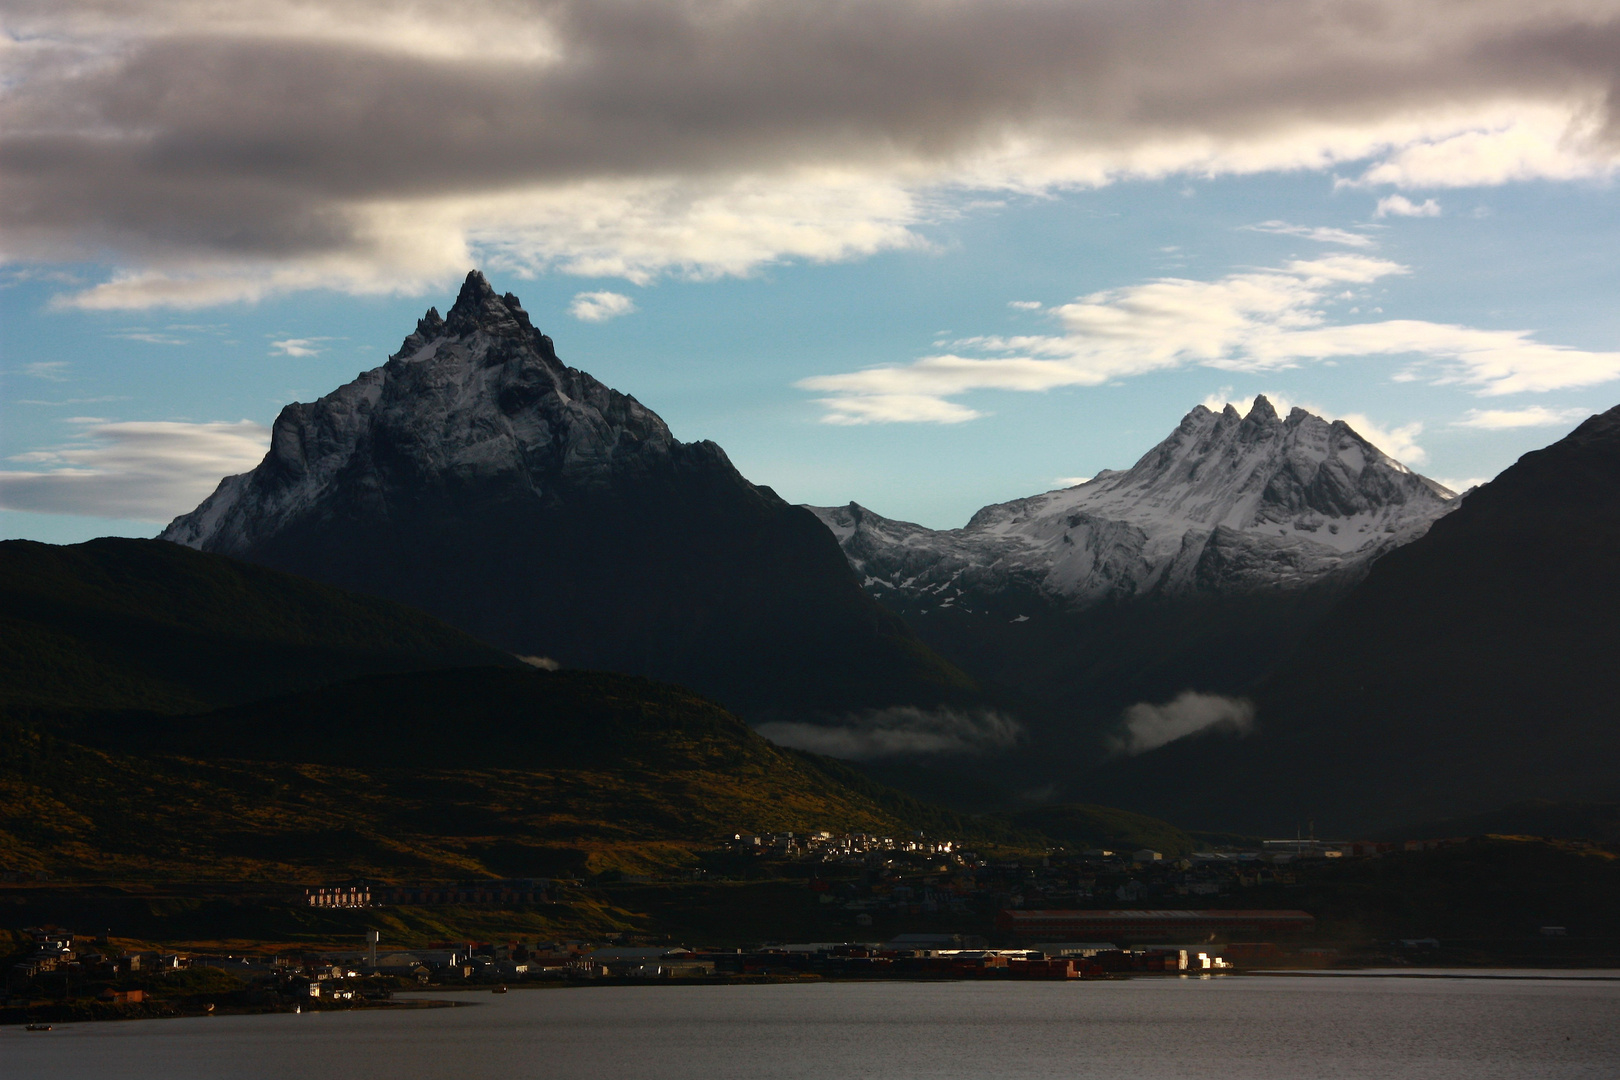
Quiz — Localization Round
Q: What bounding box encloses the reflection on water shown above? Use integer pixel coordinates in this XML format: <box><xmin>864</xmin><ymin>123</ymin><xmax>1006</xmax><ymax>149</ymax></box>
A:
<box><xmin>4</xmin><ymin>974</ymin><xmax>1618</xmax><ymax>1080</ymax></box>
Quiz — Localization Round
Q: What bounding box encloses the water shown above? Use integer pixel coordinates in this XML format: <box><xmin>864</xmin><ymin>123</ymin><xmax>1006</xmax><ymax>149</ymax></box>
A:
<box><xmin>5</xmin><ymin>974</ymin><xmax>1618</xmax><ymax>1079</ymax></box>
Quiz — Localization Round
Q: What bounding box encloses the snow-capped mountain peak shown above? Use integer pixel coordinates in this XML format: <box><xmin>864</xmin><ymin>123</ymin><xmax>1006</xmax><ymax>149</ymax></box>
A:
<box><xmin>162</xmin><ymin>270</ymin><xmax>677</xmax><ymax>553</ymax></box>
<box><xmin>811</xmin><ymin>395</ymin><xmax>1457</xmax><ymax>610</ymax></box>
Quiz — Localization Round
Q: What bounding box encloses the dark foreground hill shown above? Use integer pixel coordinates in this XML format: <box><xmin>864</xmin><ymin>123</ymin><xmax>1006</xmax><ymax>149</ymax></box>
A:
<box><xmin>1087</xmin><ymin>404</ymin><xmax>1620</xmax><ymax>835</ymax></box>
<box><xmin>2</xmin><ymin>666</ymin><xmax>1017</xmax><ymax>882</ymax></box>
<box><xmin>0</xmin><ymin>537</ymin><xmax>517</xmax><ymax>718</ymax></box>
<box><xmin>161</xmin><ymin>271</ymin><xmax>978</xmax><ymax>722</ymax></box>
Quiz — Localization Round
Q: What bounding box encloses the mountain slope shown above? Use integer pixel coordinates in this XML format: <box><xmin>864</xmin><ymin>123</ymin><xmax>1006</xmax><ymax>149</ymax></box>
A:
<box><xmin>1085</xmin><ymin>403</ymin><xmax>1620</xmax><ymax>834</ymax></box>
<box><xmin>2</xmin><ymin>667</ymin><xmax>1020</xmax><ymax>881</ymax></box>
<box><xmin>0</xmin><ymin>536</ymin><xmax>515</xmax><ymax>718</ymax></box>
<box><xmin>808</xmin><ymin>397</ymin><xmax>1456</xmax><ymax>757</ymax></box>
<box><xmin>161</xmin><ymin>271</ymin><xmax>976</xmax><ymax>721</ymax></box>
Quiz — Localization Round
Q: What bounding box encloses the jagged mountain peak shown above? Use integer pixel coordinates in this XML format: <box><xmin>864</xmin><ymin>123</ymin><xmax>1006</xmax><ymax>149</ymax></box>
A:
<box><xmin>441</xmin><ymin>269</ymin><xmax>528</xmax><ymax>339</ymax></box>
<box><xmin>162</xmin><ymin>272</ymin><xmax>673</xmax><ymax>552</ymax></box>
<box><xmin>810</xmin><ymin>394</ymin><xmax>1459</xmax><ymax>611</ymax></box>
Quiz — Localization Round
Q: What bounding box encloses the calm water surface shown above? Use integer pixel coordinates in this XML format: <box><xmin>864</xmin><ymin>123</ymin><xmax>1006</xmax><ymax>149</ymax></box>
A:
<box><xmin>4</xmin><ymin>973</ymin><xmax>1618</xmax><ymax>1080</ymax></box>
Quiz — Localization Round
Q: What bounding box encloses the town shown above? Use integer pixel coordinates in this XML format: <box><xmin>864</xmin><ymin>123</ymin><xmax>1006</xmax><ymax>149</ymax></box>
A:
<box><xmin>14</xmin><ymin>827</ymin><xmax>1583</xmax><ymax>1024</ymax></box>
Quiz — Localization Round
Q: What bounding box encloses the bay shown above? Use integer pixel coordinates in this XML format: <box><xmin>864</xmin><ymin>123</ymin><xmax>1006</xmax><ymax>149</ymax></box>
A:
<box><xmin>4</xmin><ymin>973</ymin><xmax>1618</xmax><ymax>1079</ymax></box>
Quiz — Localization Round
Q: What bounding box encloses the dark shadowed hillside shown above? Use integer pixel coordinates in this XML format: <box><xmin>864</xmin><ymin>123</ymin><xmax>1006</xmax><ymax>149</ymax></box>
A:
<box><xmin>0</xmin><ymin>537</ymin><xmax>516</xmax><ymax>718</ymax></box>
<box><xmin>1086</xmin><ymin>404</ymin><xmax>1620</xmax><ymax>835</ymax></box>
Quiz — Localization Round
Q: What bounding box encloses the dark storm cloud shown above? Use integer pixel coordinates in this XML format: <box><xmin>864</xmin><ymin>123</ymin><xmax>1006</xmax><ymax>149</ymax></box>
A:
<box><xmin>5</xmin><ymin>0</ymin><xmax>1619</xmax><ymax>288</ymax></box>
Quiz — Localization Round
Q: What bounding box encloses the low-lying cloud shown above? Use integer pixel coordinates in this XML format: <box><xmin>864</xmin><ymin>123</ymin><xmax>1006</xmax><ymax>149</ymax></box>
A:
<box><xmin>0</xmin><ymin>418</ymin><xmax>270</xmax><ymax>522</ymax></box>
<box><xmin>8</xmin><ymin>1</ymin><xmax>1620</xmax><ymax>306</ymax></box>
<box><xmin>802</xmin><ymin>254</ymin><xmax>1620</xmax><ymax>425</ymax></box>
<box><xmin>1110</xmin><ymin>692</ymin><xmax>1255</xmax><ymax>756</ymax></box>
<box><xmin>757</xmin><ymin>706</ymin><xmax>1022</xmax><ymax>761</ymax></box>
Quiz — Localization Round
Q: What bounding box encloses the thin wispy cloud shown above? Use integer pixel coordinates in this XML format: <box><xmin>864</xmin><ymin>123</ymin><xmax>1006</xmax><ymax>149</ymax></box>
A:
<box><xmin>114</xmin><ymin>330</ymin><xmax>189</xmax><ymax>346</ymax></box>
<box><xmin>16</xmin><ymin>361</ymin><xmax>72</xmax><ymax>381</ymax></box>
<box><xmin>12</xmin><ymin>397</ymin><xmax>128</xmax><ymax>407</ymax></box>
<box><xmin>7</xmin><ymin>1</ymin><xmax>1620</xmax><ymax>307</ymax></box>
<box><xmin>800</xmin><ymin>255</ymin><xmax>1620</xmax><ymax>425</ymax></box>
<box><xmin>1247</xmin><ymin>221</ymin><xmax>1377</xmax><ymax>248</ymax></box>
<box><xmin>269</xmin><ymin>337</ymin><xmax>333</xmax><ymax>357</ymax></box>
<box><xmin>1454</xmin><ymin>405</ymin><xmax>1593</xmax><ymax>429</ymax></box>
<box><xmin>568</xmin><ymin>291</ymin><xmax>636</xmax><ymax>322</ymax></box>
<box><xmin>0</xmin><ymin>419</ymin><xmax>271</xmax><ymax>522</ymax></box>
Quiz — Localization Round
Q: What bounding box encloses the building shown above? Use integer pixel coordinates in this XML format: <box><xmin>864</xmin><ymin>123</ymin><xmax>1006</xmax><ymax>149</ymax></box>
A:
<box><xmin>998</xmin><ymin>909</ymin><xmax>1316</xmax><ymax>941</ymax></box>
<box><xmin>304</xmin><ymin>884</ymin><xmax>371</xmax><ymax>908</ymax></box>
<box><xmin>379</xmin><ymin>880</ymin><xmax>548</xmax><ymax>906</ymax></box>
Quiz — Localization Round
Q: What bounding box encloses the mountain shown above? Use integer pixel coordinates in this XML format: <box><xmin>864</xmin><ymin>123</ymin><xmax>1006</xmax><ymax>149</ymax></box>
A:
<box><xmin>808</xmin><ymin>397</ymin><xmax>1456</xmax><ymax>758</ymax></box>
<box><xmin>161</xmin><ymin>271</ymin><xmax>977</xmax><ymax>721</ymax></box>
<box><xmin>814</xmin><ymin>395</ymin><xmax>1453</xmax><ymax>610</ymax></box>
<box><xmin>0</xmin><ymin>536</ymin><xmax>515</xmax><ymax>718</ymax></box>
<box><xmin>1085</xmin><ymin>404</ymin><xmax>1620</xmax><ymax>835</ymax></box>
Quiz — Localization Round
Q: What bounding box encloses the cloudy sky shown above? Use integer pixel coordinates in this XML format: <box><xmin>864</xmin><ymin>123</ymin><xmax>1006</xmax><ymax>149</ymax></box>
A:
<box><xmin>6</xmin><ymin>0</ymin><xmax>1620</xmax><ymax>541</ymax></box>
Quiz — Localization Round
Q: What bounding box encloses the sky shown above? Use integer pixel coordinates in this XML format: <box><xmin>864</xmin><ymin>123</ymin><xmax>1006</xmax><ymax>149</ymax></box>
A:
<box><xmin>6</xmin><ymin>0</ymin><xmax>1620</xmax><ymax>543</ymax></box>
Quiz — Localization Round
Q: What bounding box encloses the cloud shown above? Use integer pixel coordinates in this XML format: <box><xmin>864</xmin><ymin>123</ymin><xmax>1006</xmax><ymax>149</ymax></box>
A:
<box><xmin>1435</xmin><ymin>476</ymin><xmax>1492</xmax><ymax>493</ymax></box>
<box><xmin>1110</xmin><ymin>692</ymin><xmax>1255</xmax><ymax>756</ymax></box>
<box><xmin>8</xmin><ymin>1</ymin><xmax>1620</xmax><ymax>306</ymax></box>
<box><xmin>1246</xmin><ymin>221</ymin><xmax>1376</xmax><ymax>247</ymax></box>
<box><xmin>1008</xmin><ymin>300</ymin><xmax>1043</xmax><ymax>310</ymax></box>
<box><xmin>568</xmin><ymin>290</ymin><xmax>636</xmax><ymax>322</ymax></box>
<box><xmin>1454</xmin><ymin>405</ymin><xmax>1594</xmax><ymax>429</ymax></box>
<box><xmin>1054</xmin><ymin>476</ymin><xmax>1093</xmax><ymax>488</ymax></box>
<box><xmin>1375</xmin><ymin>195</ymin><xmax>1442</xmax><ymax>218</ymax></box>
<box><xmin>755</xmin><ymin>706</ymin><xmax>1022</xmax><ymax>760</ymax></box>
<box><xmin>269</xmin><ymin>337</ymin><xmax>332</xmax><ymax>357</ymax></box>
<box><xmin>15</xmin><ymin>361</ymin><xmax>72</xmax><ymax>381</ymax></box>
<box><xmin>0</xmin><ymin>419</ymin><xmax>270</xmax><ymax>521</ymax></box>
<box><xmin>1354</xmin><ymin>113</ymin><xmax>1617</xmax><ymax>189</ymax></box>
<box><xmin>813</xmin><ymin>394</ymin><xmax>985</xmax><ymax>426</ymax></box>
<box><xmin>802</xmin><ymin>255</ymin><xmax>1620</xmax><ymax>423</ymax></box>
<box><xmin>113</xmin><ymin>329</ymin><xmax>189</xmax><ymax>345</ymax></box>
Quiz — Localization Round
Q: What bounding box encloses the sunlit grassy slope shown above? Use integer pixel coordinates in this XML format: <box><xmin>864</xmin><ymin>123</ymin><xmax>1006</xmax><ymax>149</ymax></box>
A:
<box><xmin>2</xmin><ymin>667</ymin><xmax>1028</xmax><ymax>881</ymax></box>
